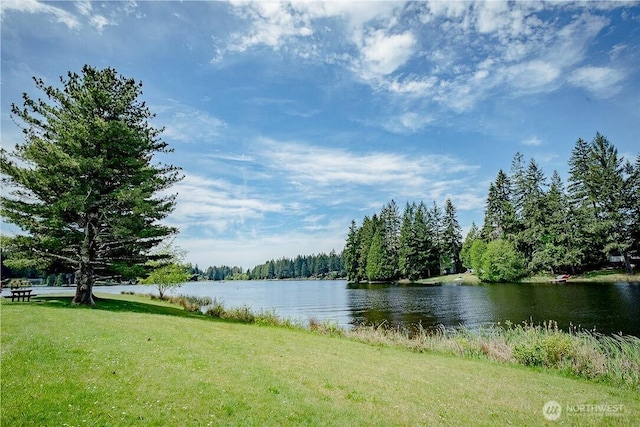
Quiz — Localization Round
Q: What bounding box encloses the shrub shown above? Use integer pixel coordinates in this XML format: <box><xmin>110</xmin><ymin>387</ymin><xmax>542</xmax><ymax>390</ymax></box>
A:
<box><xmin>480</xmin><ymin>239</ymin><xmax>525</xmax><ymax>282</ymax></box>
<box><xmin>469</xmin><ymin>240</ymin><xmax>487</xmax><ymax>273</ymax></box>
<box><xmin>167</xmin><ymin>294</ymin><xmax>212</xmax><ymax>312</ymax></box>
<box><xmin>309</xmin><ymin>318</ymin><xmax>344</xmax><ymax>337</ymax></box>
<box><xmin>512</xmin><ymin>340</ymin><xmax>546</xmax><ymax>366</ymax></box>
<box><xmin>225</xmin><ymin>306</ymin><xmax>255</xmax><ymax>323</ymax></box>
<box><xmin>205</xmin><ymin>298</ymin><xmax>226</xmax><ymax>318</ymax></box>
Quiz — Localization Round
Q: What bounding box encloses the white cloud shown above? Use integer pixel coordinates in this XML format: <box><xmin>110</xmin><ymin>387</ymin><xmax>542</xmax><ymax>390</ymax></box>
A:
<box><xmin>2</xmin><ymin>0</ymin><xmax>121</xmax><ymax>32</ymax></box>
<box><xmin>447</xmin><ymin>193</ymin><xmax>486</xmax><ymax>212</ymax></box>
<box><xmin>355</xmin><ymin>30</ymin><xmax>417</xmax><ymax>78</ymax></box>
<box><xmin>76</xmin><ymin>1</ymin><xmax>92</xmax><ymax>16</ymax></box>
<box><xmin>221</xmin><ymin>1</ymin><xmax>315</xmax><ymax>57</ymax></box>
<box><xmin>253</xmin><ymin>138</ymin><xmax>482</xmax><ymax>208</ymax></box>
<box><xmin>385</xmin><ymin>76</ymin><xmax>438</xmax><ymax>96</ymax></box>
<box><xmin>568</xmin><ymin>66</ymin><xmax>626</xmax><ymax>98</ymax></box>
<box><xmin>89</xmin><ymin>14</ymin><xmax>115</xmax><ymax>32</ymax></box>
<box><xmin>383</xmin><ymin>112</ymin><xmax>434</xmax><ymax>134</ymax></box>
<box><xmin>474</xmin><ymin>0</ymin><xmax>511</xmax><ymax>34</ymax></box>
<box><xmin>214</xmin><ymin>1</ymin><xmax>623</xmax><ymax>119</ymax></box>
<box><xmin>217</xmin><ymin>0</ymin><xmax>401</xmax><ymax>64</ymax></box>
<box><xmin>423</xmin><ymin>0</ymin><xmax>468</xmax><ymax>21</ymax></box>
<box><xmin>167</xmin><ymin>174</ymin><xmax>284</xmax><ymax>234</ymax></box>
<box><xmin>1</xmin><ymin>0</ymin><xmax>80</xmax><ymax>29</ymax></box>
<box><xmin>503</xmin><ymin>60</ymin><xmax>561</xmax><ymax>93</ymax></box>
<box><xmin>523</xmin><ymin>137</ymin><xmax>543</xmax><ymax>147</ymax></box>
<box><xmin>207</xmin><ymin>152</ymin><xmax>255</xmax><ymax>163</ymax></box>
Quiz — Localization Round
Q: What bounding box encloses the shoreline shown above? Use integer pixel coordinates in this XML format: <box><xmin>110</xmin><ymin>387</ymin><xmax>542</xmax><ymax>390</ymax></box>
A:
<box><xmin>368</xmin><ymin>269</ymin><xmax>640</xmax><ymax>286</ymax></box>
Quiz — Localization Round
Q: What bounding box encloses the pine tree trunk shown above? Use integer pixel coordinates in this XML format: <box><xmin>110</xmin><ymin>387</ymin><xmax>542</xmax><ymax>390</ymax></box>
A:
<box><xmin>72</xmin><ymin>213</ymin><xmax>97</xmax><ymax>305</ymax></box>
<box><xmin>73</xmin><ymin>265</ymin><xmax>95</xmax><ymax>305</ymax></box>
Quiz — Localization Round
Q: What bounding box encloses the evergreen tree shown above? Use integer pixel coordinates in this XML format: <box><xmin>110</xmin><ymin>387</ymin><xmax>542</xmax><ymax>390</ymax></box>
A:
<box><xmin>510</xmin><ymin>152</ymin><xmax>527</xmax><ymax>217</ymax></box>
<box><xmin>0</xmin><ymin>66</ymin><xmax>181</xmax><ymax>305</ymax></box>
<box><xmin>567</xmin><ymin>137</ymin><xmax>598</xmax><ymax>267</ymax></box>
<box><xmin>460</xmin><ymin>222</ymin><xmax>479</xmax><ymax>271</ymax></box>
<box><xmin>442</xmin><ymin>198</ymin><xmax>462</xmax><ymax>273</ymax></box>
<box><xmin>366</xmin><ymin>230</ymin><xmax>394</xmax><ymax>281</ymax></box>
<box><xmin>398</xmin><ymin>202</ymin><xmax>416</xmax><ymax>278</ymax></box>
<box><xmin>568</xmin><ymin>133</ymin><xmax>633</xmax><ymax>271</ymax></box>
<box><xmin>428</xmin><ymin>202</ymin><xmax>443</xmax><ymax>275</ymax></box>
<box><xmin>356</xmin><ymin>215</ymin><xmax>378</xmax><ymax>281</ymax></box>
<box><xmin>590</xmin><ymin>133</ymin><xmax>633</xmax><ymax>271</ymax></box>
<box><xmin>518</xmin><ymin>159</ymin><xmax>548</xmax><ymax>270</ymax></box>
<box><xmin>415</xmin><ymin>202</ymin><xmax>437</xmax><ymax>278</ymax></box>
<box><xmin>529</xmin><ymin>171</ymin><xmax>572</xmax><ymax>274</ymax></box>
<box><xmin>481</xmin><ymin>170</ymin><xmax>517</xmax><ymax>242</ymax></box>
<box><xmin>629</xmin><ymin>155</ymin><xmax>640</xmax><ymax>255</ymax></box>
<box><xmin>379</xmin><ymin>200</ymin><xmax>401</xmax><ymax>278</ymax></box>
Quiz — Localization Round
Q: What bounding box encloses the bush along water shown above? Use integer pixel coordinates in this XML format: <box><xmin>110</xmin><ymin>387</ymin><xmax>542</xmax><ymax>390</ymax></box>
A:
<box><xmin>121</xmin><ymin>291</ymin><xmax>212</xmax><ymax>312</ymax></box>
<box><xmin>348</xmin><ymin>320</ymin><xmax>640</xmax><ymax>391</ymax></box>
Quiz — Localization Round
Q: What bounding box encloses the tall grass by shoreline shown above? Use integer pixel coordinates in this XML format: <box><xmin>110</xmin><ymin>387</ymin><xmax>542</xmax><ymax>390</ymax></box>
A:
<box><xmin>123</xmin><ymin>291</ymin><xmax>640</xmax><ymax>391</ymax></box>
<box><xmin>347</xmin><ymin>320</ymin><xmax>640</xmax><ymax>391</ymax></box>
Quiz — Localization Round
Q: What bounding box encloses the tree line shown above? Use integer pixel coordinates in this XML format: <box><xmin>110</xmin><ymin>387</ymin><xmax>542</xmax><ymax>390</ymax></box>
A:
<box><xmin>461</xmin><ymin>133</ymin><xmax>639</xmax><ymax>281</ymax></box>
<box><xmin>246</xmin><ymin>251</ymin><xmax>345</xmax><ymax>280</ymax></box>
<box><xmin>343</xmin><ymin>199</ymin><xmax>462</xmax><ymax>283</ymax></box>
<box><xmin>191</xmin><ymin>251</ymin><xmax>346</xmax><ymax>281</ymax></box>
<box><xmin>344</xmin><ymin>133</ymin><xmax>638</xmax><ymax>283</ymax></box>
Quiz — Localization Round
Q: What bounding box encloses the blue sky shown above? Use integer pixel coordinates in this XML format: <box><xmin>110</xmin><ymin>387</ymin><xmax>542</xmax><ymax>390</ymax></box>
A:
<box><xmin>2</xmin><ymin>1</ymin><xmax>639</xmax><ymax>270</ymax></box>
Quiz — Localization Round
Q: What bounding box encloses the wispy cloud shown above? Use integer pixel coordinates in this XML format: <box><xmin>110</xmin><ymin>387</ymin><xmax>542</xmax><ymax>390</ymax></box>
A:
<box><xmin>215</xmin><ymin>0</ymin><xmax>620</xmax><ymax>124</ymax></box>
<box><xmin>154</xmin><ymin>101</ymin><xmax>227</xmax><ymax>144</ymax></box>
<box><xmin>253</xmin><ymin>138</ymin><xmax>484</xmax><ymax>210</ymax></box>
<box><xmin>523</xmin><ymin>137</ymin><xmax>543</xmax><ymax>147</ymax></box>
<box><xmin>2</xmin><ymin>0</ymin><xmax>138</xmax><ymax>32</ymax></box>
<box><xmin>75</xmin><ymin>1</ymin><xmax>115</xmax><ymax>32</ymax></box>
<box><xmin>1</xmin><ymin>0</ymin><xmax>80</xmax><ymax>29</ymax></box>
<box><xmin>568</xmin><ymin>66</ymin><xmax>626</xmax><ymax>98</ymax></box>
<box><xmin>383</xmin><ymin>112</ymin><xmax>435</xmax><ymax>134</ymax></box>
<box><xmin>166</xmin><ymin>174</ymin><xmax>284</xmax><ymax>235</ymax></box>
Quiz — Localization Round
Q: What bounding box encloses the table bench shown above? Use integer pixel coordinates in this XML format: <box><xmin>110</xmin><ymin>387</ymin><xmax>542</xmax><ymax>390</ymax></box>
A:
<box><xmin>4</xmin><ymin>289</ymin><xmax>37</xmax><ymax>302</ymax></box>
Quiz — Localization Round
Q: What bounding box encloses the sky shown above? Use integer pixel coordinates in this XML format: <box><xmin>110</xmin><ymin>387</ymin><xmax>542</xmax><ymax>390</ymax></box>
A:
<box><xmin>1</xmin><ymin>1</ymin><xmax>639</xmax><ymax>270</ymax></box>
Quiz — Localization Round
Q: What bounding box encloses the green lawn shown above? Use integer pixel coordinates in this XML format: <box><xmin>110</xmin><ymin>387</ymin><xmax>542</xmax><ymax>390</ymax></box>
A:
<box><xmin>2</xmin><ymin>294</ymin><xmax>638</xmax><ymax>426</ymax></box>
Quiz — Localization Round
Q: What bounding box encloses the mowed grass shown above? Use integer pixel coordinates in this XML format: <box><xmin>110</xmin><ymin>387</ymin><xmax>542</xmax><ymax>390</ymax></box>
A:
<box><xmin>2</xmin><ymin>294</ymin><xmax>639</xmax><ymax>426</ymax></box>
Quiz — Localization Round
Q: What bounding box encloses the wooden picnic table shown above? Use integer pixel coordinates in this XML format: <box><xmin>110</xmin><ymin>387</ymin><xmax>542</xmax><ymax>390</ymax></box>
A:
<box><xmin>6</xmin><ymin>289</ymin><xmax>37</xmax><ymax>302</ymax></box>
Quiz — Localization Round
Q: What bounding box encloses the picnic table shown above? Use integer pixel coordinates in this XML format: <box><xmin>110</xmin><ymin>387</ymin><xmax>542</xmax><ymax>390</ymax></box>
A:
<box><xmin>5</xmin><ymin>289</ymin><xmax>37</xmax><ymax>302</ymax></box>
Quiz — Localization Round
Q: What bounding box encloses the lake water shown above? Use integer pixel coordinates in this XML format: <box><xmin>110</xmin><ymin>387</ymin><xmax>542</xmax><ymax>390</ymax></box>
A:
<box><xmin>10</xmin><ymin>280</ymin><xmax>640</xmax><ymax>336</ymax></box>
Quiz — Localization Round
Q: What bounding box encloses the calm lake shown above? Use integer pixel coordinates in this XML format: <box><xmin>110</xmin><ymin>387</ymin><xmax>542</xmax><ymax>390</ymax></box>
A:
<box><xmin>17</xmin><ymin>279</ymin><xmax>640</xmax><ymax>336</ymax></box>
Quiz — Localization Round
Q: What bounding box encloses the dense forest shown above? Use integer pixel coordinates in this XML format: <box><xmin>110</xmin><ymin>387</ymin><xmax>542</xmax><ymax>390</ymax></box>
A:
<box><xmin>246</xmin><ymin>251</ymin><xmax>345</xmax><ymax>280</ymax></box>
<box><xmin>344</xmin><ymin>198</ymin><xmax>462</xmax><ymax>283</ymax></box>
<box><xmin>345</xmin><ymin>133</ymin><xmax>639</xmax><ymax>283</ymax></box>
<box><xmin>193</xmin><ymin>251</ymin><xmax>346</xmax><ymax>281</ymax></box>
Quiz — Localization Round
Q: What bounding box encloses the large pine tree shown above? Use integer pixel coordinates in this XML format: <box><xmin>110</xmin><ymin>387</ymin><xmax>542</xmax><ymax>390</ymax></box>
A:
<box><xmin>1</xmin><ymin>66</ymin><xmax>182</xmax><ymax>304</ymax></box>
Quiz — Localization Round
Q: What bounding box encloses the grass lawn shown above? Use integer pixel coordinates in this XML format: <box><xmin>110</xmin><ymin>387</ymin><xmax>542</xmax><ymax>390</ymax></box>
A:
<box><xmin>2</xmin><ymin>294</ymin><xmax>638</xmax><ymax>426</ymax></box>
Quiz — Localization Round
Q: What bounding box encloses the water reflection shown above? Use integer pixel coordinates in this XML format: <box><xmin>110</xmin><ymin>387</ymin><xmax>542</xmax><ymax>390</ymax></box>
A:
<box><xmin>346</xmin><ymin>281</ymin><xmax>640</xmax><ymax>335</ymax></box>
